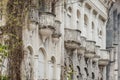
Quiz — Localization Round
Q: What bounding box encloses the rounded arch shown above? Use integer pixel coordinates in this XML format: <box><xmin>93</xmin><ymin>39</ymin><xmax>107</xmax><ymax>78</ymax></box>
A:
<box><xmin>38</xmin><ymin>47</ymin><xmax>47</xmax><ymax>79</ymax></box>
<box><xmin>39</xmin><ymin>47</ymin><xmax>47</xmax><ymax>59</ymax></box>
<box><xmin>84</xmin><ymin>14</ymin><xmax>89</xmax><ymax>25</ymax></box>
<box><xmin>22</xmin><ymin>46</ymin><xmax>34</xmax><ymax>80</ymax></box>
<box><xmin>77</xmin><ymin>10</ymin><xmax>80</xmax><ymax>19</ymax></box>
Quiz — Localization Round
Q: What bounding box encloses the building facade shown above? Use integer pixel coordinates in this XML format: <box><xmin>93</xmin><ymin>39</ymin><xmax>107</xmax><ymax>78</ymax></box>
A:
<box><xmin>0</xmin><ymin>0</ymin><xmax>113</xmax><ymax>80</ymax></box>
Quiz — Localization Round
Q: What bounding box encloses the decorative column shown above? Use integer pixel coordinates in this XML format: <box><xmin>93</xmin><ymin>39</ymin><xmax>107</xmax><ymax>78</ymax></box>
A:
<box><xmin>72</xmin><ymin>49</ymin><xmax>78</xmax><ymax>80</ymax></box>
<box><xmin>33</xmin><ymin>55</ymin><xmax>39</xmax><ymax>80</ymax></box>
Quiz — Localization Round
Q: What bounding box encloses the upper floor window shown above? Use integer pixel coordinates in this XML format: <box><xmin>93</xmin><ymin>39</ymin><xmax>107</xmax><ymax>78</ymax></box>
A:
<box><xmin>98</xmin><ymin>28</ymin><xmax>102</xmax><ymax>39</ymax></box>
<box><xmin>117</xmin><ymin>13</ymin><xmax>120</xmax><ymax>28</ymax></box>
<box><xmin>66</xmin><ymin>7</ymin><xmax>72</xmax><ymax>28</ymax></box>
<box><xmin>77</xmin><ymin>10</ymin><xmax>80</xmax><ymax>19</ymax></box>
<box><xmin>84</xmin><ymin>14</ymin><xmax>88</xmax><ymax>26</ymax></box>
<box><xmin>92</xmin><ymin>22</ymin><xmax>94</xmax><ymax>29</ymax></box>
<box><xmin>93</xmin><ymin>10</ymin><xmax>97</xmax><ymax>18</ymax></box>
<box><xmin>113</xmin><ymin>9</ymin><xmax>117</xmax><ymax>31</ymax></box>
<box><xmin>92</xmin><ymin>72</ymin><xmax>95</xmax><ymax>79</ymax></box>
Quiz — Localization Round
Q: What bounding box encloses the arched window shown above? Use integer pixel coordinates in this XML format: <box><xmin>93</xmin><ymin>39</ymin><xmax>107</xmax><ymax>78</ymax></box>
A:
<box><xmin>84</xmin><ymin>14</ymin><xmax>88</xmax><ymax>26</ymax></box>
<box><xmin>92</xmin><ymin>22</ymin><xmax>94</xmax><ymax>29</ymax></box>
<box><xmin>92</xmin><ymin>22</ymin><xmax>95</xmax><ymax>40</ymax></box>
<box><xmin>84</xmin><ymin>67</ymin><xmax>89</xmax><ymax>76</ymax></box>
<box><xmin>117</xmin><ymin>14</ymin><xmax>120</xmax><ymax>28</ymax></box>
<box><xmin>77</xmin><ymin>66</ymin><xmax>82</xmax><ymax>80</ymax></box>
<box><xmin>92</xmin><ymin>72</ymin><xmax>95</xmax><ymax>79</ymax></box>
<box><xmin>38</xmin><ymin>48</ymin><xmax>46</xmax><ymax>79</ymax></box>
<box><xmin>98</xmin><ymin>27</ymin><xmax>102</xmax><ymax>37</ymax></box>
<box><xmin>22</xmin><ymin>46</ymin><xmax>33</xmax><ymax>80</ymax></box>
<box><xmin>68</xmin><ymin>7</ymin><xmax>72</xmax><ymax>13</ymax></box>
<box><xmin>77</xmin><ymin>10</ymin><xmax>81</xmax><ymax>29</ymax></box>
<box><xmin>84</xmin><ymin>14</ymin><xmax>89</xmax><ymax>37</ymax></box>
<box><xmin>49</xmin><ymin>56</ymin><xmax>56</xmax><ymax>80</ymax></box>
<box><xmin>67</xmin><ymin>6</ymin><xmax>72</xmax><ymax>28</ymax></box>
<box><xmin>77</xmin><ymin>10</ymin><xmax>80</xmax><ymax>19</ymax></box>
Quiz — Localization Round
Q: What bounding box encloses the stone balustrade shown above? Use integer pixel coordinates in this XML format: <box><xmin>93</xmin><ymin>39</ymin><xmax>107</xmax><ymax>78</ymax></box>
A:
<box><xmin>98</xmin><ymin>49</ymin><xmax>110</xmax><ymax>66</ymax></box>
<box><xmin>64</xmin><ymin>28</ymin><xmax>81</xmax><ymax>49</ymax></box>
<box><xmin>84</xmin><ymin>40</ymin><xmax>96</xmax><ymax>58</ymax></box>
<box><xmin>39</xmin><ymin>12</ymin><xmax>56</xmax><ymax>29</ymax></box>
<box><xmin>38</xmin><ymin>13</ymin><xmax>55</xmax><ymax>42</ymax></box>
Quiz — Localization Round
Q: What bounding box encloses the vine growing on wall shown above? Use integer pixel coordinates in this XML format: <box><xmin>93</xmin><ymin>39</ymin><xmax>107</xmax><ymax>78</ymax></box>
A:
<box><xmin>0</xmin><ymin>44</ymin><xmax>8</xmax><ymax>80</ymax></box>
<box><xmin>0</xmin><ymin>0</ymin><xmax>60</xmax><ymax>80</ymax></box>
<box><xmin>2</xmin><ymin>0</ymin><xmax>31</xmax><ymax>80</ymax></box>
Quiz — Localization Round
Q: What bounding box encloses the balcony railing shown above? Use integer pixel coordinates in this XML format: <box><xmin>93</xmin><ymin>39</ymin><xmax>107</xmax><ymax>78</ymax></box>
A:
<box><xmin>38</xmin><ymin>12</ymin><xmax>56</xmax><ymax>42</ymax></box>
<box><xmin>93</xmin><ymin>45</ymin><xmax>101</xmax><ymax>61</ymax></box>
<box><xmin>64</xmin><ymin>28</ymin><xmax>81</xmax><ymax>49</ymax></box>
<box><xmin>39</xmin><ymin>12</ymin><xmax>56</xmax><ymax>28</ymax></box>
<box><xmin>98</xmin><ymin>49</ymin><xmax>110</xmax><ymax>66</ymax></box>
<box><xmin>86</xmin><ymin>40</ymin><xmax>96</xmax><ymax>53</ymax></box>
<box><xmin>84</xmin><ymin>40</ymin><xmax>96</xmax><ymax>58</ymax></box>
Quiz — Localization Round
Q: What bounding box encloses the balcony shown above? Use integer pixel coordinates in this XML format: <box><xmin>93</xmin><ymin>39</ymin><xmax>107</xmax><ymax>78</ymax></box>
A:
<box><xmin>98</xmin><ymin>49</ymin><xmax>110</xmax><ymax>66</ymax></box>
<box><xmin>52</xmin><ymin>20</ymin><xmax>61</xmax><ymax>42</ymax></box>
<box><xmin>84</xmin><ymin>40</ymin><xmax>96</xmax><ymax>58</ymax></box>
<box><xmin>64</xmin><ymin>28</ymin><xmax>81</xmax><ymax>50</ymax></box>
<box><xmin>77</xmin><ymin>36</ymin><xmax>86</xmax><ymax>55</ymax></box>
<box><xmin>39</xmin><ymin>12</ymin><xmax>56</xmax><ymax>42</ymax></box>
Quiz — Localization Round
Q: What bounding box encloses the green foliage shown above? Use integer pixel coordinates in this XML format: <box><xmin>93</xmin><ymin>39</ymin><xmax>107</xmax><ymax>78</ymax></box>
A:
<box><xmin>0</xmin><ymin>44</ymin><xmax>8</xmax><ymax>79</ymax></box>
<box><xmin>0</xmin><ymin>75</ymin><xmax>9</xmax><ymax>80</ymax></box>
<box><xmin>0</xmin><ymin>44</ymin><xmax>8</xmax><ymax>59</ymax></box>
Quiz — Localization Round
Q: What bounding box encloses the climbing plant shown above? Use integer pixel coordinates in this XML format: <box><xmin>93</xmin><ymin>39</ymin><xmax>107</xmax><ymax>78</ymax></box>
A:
<box><xmin>0</xmin><ymin>0</ymin><xmax>31</xmax><ymax>80</ymax></box>
<box><xmin>0</xmin><ymin>0</ymin><xmax>60</xmax><ymax>80</ymax></box>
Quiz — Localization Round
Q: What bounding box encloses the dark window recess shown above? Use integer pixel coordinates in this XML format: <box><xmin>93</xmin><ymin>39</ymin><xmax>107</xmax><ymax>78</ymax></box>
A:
<box><xmin>77</xmin><ymin>66</ymin><xmax>82</xmax><ymax>76</ymax></box>
<box><xmin>84</xmin><ymin>67</ymin><xmax>89</xmax><ymax>76</ymax></box>
<box><xmin>92</xmin><ymin>72</ymin><xmax>95</xmax><ymax>79</ymax></box>
<box><xmin>85</xmin><ymin>58</ymin><xmax>88</xmax><ymax>66</ymax></box>
<box><xmin>52</xmin><ymin>1</ymin><xmax>55</xmax><ymax>13</ymax></box>
<box><xmin>113</xmin><ymin>10</ymin><xmax>117</xmax><ymax>31</ymax></box>
<box><xmin>117</xmin><ymin>14</ymin><xmax>120</xmax><ymax>32</ymax></box>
